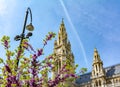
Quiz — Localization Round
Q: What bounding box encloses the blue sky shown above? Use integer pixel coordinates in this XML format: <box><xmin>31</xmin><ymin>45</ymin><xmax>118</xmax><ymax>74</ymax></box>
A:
<box><xmin>0</xmin><ymin>0</ymin><xmax>120</xmax><ymax>73</ymax></box>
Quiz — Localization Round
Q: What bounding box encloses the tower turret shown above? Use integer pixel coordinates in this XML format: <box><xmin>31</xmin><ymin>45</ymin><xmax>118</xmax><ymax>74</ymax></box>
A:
<box><xmin>91</xmin><ymin>48</ymin><xmax>106</xmax><ymax>87</ymax></box>
<box><xmin>92</xmin><ymin>48</ymin><xmax>105</xmax><ymax>77</ymax></box>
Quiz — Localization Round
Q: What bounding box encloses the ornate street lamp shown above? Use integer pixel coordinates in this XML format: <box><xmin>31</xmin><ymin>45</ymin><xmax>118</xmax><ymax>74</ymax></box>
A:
<box><xmin>14</xmin><ymin>7</ymin><xmax>34</xmax><ymax>67</ymax></box>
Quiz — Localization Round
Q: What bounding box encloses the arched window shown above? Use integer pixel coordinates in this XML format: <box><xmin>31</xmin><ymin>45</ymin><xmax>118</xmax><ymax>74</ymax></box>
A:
<box><xmin>95</xmin><ymin>56</ymin><xmax>96</xmax><ymax>60</ymax></box>
<box><xmin>97</xmin><ymin>73</ymin><xmax>98</xmax><ymax>76</ymax></box>
<box><xmin>116</xmin><ymin>79</ymin><xmax>118</xmax><ymax>83</ymax></box>
<box><xmin>96</xmin><ymin>65</ymin><xmax>98</xmax><ymax>71</ymax></box>
<box><xmin>96</xmin><ymin>81</ymin><xmax>98</xmax><ymax>86</ymax></box>
<box><xmin>99</xmin><ymin>80</ymin><xmax>101</xmax><ymax>86</ymax></box>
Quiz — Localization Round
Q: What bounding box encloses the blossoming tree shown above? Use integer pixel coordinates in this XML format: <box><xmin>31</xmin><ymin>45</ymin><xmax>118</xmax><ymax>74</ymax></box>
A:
<box><xmin>0</xmin><ymin>32</ymin><xmax>78</xmax><ymax>87</ymax></box>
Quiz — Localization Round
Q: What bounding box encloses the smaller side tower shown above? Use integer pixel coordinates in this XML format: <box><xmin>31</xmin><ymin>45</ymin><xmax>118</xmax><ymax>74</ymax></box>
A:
<box><xmin>91</xmin><ymin>48</ymin><xmax>106</xmax><ymax>87</ymax></box>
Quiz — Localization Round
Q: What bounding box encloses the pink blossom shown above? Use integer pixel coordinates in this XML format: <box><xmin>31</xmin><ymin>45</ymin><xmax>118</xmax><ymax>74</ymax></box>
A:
<box><xmin>37</xmin><ymin>49</ymin><xmax>43</xmax><ymax>56</ymax></box>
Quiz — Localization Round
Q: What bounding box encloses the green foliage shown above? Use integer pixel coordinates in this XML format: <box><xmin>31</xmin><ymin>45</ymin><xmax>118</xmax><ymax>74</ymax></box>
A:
<box><xmin>1</xmin><ymin>36</ymin><xmax>10</xmax><ymax>49</ymax></box>
<box><xmin>80</xmin><ymin>68</ymin><xmax>87</xmax><ymax>74</ymax></box>
<box><xmin>0</xmin><ymin>33</ymin><xmax>80</xmax><ymax>87</ymax></box>
<box><xmin>0</xmin><ymin>58</ymin><xmax>3</xmax><ymax>64</ymax></box>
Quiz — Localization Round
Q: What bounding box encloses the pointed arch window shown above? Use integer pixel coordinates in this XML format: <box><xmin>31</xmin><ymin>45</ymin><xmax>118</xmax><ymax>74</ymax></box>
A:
<box><xmin>95</xmin><ymin>55</ymin><xmax>96</xmax><ymax>60</ymax></box>
<box><xmin>96</xmin><ymin>81</ymin><xmax>98</xmax><ymax>86</ymax></box>
<box><xmin>96</xmin><ymin>65</ymin><xmax>98</xmax><ymax>71</ymax></box>
<box><xmin>63</xmin><ymin>50</ymin><xmax>64</xmax><ymax>53</ymax></box>
<box><xmin>99</xmin><ymin>80</ymin><xmax>101</xmax><ymax>86</ymax></box>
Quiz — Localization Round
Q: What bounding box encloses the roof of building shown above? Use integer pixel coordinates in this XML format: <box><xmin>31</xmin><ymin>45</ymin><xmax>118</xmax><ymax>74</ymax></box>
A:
<box><xmin>105</xmin><ymin>63</ymin><xmax>120</xmax><ymax>77</ymax></box>
<box><xmin>75</xmin><ymin>63</ymin><xmax>120</xmax><ymax>85</ymax></box>
<box><xmin>75</xmin><ymin>72</ymin><xmax>91</xmax><ymax>84</ymax></box>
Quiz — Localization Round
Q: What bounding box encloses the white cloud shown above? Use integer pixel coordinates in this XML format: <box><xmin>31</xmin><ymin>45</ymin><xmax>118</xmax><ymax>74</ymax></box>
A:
<box><xmin>0</xmin><ymin>0</ymin><xmax>17</xmax><ymax>36</ymax></box>
<box><xmin>0</xmin><ymin>0</ymin><xmax>17</xmax><ymax>17</ymax></box>
<box><xmin>0</xmin><ymin>0</ymin><xmax>7</xmax><ymax>16</ymax></box>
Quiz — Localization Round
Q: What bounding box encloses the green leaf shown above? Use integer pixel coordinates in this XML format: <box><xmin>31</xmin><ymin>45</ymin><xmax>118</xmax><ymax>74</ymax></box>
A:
<box><xmin>0</xmin><ymin>58</ymin><xmax>3</xmax><ymax>63</ymax></box>
<box><xmin>80</xmin><ymin>68</ymin><xmax>87</xmax><ymax>74</ymax></box>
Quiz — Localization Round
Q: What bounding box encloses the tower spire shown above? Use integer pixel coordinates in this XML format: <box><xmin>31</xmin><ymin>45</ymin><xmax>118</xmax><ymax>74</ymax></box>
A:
<box><xmin>93</xmin><ymin>48</ymin><xmax>102</xmax><ymax>63</ymax></box>
<box><xmin>58</xmin><ymin>19</ymin><xmax>67</xmax><ymax>45</ymax></box>
<box><xmin>52</xmin><ymin>20</ymin><xmax>75</xmax><ymax>86</ymax></box>
<box><xmin>60</xmin><ymin>18</ymin><xmax>65</xmax><ymax>31</ymax></box>
<box><xmin>91</xmin><ymin>48</ymin><xmax>106</xmax><ymax>86</ymax></box>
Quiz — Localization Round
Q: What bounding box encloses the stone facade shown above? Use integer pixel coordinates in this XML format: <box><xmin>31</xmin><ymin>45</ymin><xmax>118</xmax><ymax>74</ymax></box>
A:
<box><xmin>75</xmin><ymin>48</ymin><xmax>120</xmax><ymax>87</ymax></box>
<box><xmin>52</xmin><ymin>20</ymin><xmax>120</xmax><ymax>87</ymax></box>
<box><xmin>52</xmin><ymin>20</ymin><xmax>75</xmax><ymax>87</ymax></box>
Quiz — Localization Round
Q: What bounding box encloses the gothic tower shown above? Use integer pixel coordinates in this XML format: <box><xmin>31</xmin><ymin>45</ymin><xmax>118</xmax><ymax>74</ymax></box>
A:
<box><xmin>52</xmin><ymin>20</ymin><xmax>75</xmax><ymax>86</ymax></box>
<box><xmin>91</xmin><ymin>48</ymin><xmax>106</xmax><ymax>87</ymax></box>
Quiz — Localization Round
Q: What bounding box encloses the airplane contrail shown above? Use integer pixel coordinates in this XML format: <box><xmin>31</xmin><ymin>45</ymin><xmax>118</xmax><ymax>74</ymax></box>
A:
<box><xmin>59</xmin><ymin>0</ymin><xmax>88</xmax><ymax>68</ymax></box>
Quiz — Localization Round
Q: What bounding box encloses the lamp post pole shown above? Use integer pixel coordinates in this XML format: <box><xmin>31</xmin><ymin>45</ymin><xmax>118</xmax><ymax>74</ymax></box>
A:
<box><xmin>14</xmin><ymin>7</ymin><xmax>34</xmax><ymax>68</ymax></box>
<box><xmin>19</xmin><ymin>7</ymin><xmax>33</xmax><ymax>47</ymax></box>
